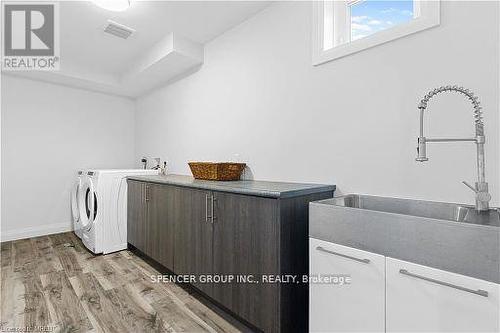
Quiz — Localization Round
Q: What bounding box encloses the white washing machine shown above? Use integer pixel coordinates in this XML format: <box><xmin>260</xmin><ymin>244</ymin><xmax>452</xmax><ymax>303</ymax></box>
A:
<box><xmin>79</xmin><ymin>169</ymin><xmax>158</xmax><ymax>254</ymax></box>
<box><xmin>71</xmin><ymin>170</ymin><xmax>86</xmax><ymax>239</ymax></box>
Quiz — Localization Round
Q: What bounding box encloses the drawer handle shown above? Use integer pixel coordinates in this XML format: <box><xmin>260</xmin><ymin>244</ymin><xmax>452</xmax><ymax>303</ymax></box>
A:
<box><xmin>399</xmin><ymin>269</ymin><xmax>489</xmax><ymax>298</ymax></box>
<box><xmin>316</xmin><ymin>246</ymin><xmax>370</xmax><ymax>264</ymax></box>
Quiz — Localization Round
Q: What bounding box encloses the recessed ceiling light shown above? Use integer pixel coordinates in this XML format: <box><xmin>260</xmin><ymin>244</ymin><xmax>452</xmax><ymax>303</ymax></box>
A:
<box><xmin>92</xmin><ymin>0</ymin><xmax>130</xmax><ymax>12</ymax></box>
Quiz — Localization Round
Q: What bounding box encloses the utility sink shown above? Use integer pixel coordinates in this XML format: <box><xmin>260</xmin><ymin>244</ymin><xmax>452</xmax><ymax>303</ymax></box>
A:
<box><xmin>334</xmin><ymin>194</ymin><xmax>500</xmax><ymax>226</ymax></box>
<box><xmin>309</xmin><ymin>195</ymin><xmax>500</xmax><ymax>284</ymax></box>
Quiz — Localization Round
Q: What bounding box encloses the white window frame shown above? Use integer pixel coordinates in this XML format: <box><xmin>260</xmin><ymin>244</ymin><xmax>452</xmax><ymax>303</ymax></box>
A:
<box><xmin>312</xmin><ymin>0</ymin><xmax>440</xmax><ymax>65</ymax></box>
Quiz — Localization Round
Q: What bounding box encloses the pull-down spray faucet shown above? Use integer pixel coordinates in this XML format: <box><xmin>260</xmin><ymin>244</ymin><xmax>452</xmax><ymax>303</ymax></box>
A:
<box><xmin>416</xmin><ymin>85</ymin><xmax>491</xmax><ymax>211</ymax></box>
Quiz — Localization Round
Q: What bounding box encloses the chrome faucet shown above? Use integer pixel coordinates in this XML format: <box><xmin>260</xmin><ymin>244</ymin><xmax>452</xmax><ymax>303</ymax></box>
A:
<box><xmin>415</xmin><ymin>85</ymin><xmax>491</xmax><ymax>211</ymax></box>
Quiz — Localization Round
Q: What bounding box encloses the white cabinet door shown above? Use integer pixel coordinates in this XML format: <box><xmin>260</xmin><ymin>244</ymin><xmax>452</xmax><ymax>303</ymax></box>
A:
<box><xmin>386</xmin><ymin>257</ymin><xmax>500</xmax><ymax>332</ymax></box>
<box><xmin>309</xmin><ymin>238</ymin><xmax>385</xmax><ymax>332</ymax></box>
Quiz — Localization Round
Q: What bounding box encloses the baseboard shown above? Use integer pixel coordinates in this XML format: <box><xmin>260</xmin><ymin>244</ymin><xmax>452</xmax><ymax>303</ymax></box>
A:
<box><xmin>1</xmin><ymin>222</ymin><xmax>72</xmax><ymax>242</ymax></box>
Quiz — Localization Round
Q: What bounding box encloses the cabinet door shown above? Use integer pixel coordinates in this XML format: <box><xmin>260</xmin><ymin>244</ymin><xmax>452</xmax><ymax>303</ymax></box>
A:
<box><xmin>173</xmin><ymin>187</ymin><xmax>213</xmax><ymax>295</ymax></box>
<box><xmin>127</xmin><ymin>181</ymin><xmax>146</xmax><ymax>251</ymax></box>
<box><xmin>145</xmin><ymin>184</ymin><xmax>174</xmax><ymax>270</ymax></box>
<box><xmin>212</xmin><ymin>192</ymin><xmax>280</xmax><ymax>333</ymax></box>
<box><xmin>386</xmin><ymin>257</ymin><xmax>499</xmax><ymax>332</ymax></box>
<box><xmin>309</xmin><ymin>238</ymin><xmax>385</xmax><ymax>333</ymax></box>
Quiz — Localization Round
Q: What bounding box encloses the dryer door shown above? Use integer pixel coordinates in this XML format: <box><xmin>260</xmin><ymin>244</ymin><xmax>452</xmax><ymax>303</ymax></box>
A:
<box><xmin>79</xmin><ymin>177</ymin><xmax>98</xmax><ymax>232</ymax></box>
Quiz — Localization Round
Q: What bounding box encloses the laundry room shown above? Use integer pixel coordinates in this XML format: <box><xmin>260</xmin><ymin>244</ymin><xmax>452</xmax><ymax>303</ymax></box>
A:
<box><xmin>1</xmin><ymin>1</ymin><xmax>499</xmax><ymax>332</ymax></box>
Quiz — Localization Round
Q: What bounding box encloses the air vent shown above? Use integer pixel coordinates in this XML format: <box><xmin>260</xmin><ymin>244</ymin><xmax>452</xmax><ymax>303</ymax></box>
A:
<box><xmin>104</xmin><ymin>20</ymin><xmax>134</xmax><ymax>39</ymax></box>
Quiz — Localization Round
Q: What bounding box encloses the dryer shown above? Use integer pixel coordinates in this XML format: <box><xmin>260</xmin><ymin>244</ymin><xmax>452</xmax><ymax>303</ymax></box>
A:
<box><xmin>79</xmin><ymin>169</ymin><xmax>158</xmax><ymax>254</ymax></box>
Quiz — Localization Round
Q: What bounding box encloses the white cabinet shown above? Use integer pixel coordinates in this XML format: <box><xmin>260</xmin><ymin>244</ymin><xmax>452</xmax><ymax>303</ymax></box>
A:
<box><xmin>386</xmin><ymin>257</ymin><xmax>500</xmax><ymax>333</ymax></box>
<box><xmin>309</xmin><ymin>239</ymin><xmax>500</xmax><ymax>333</ymax></box>
<box><xmin>309</xmin><ymin>238</ymin><xmax>386</xmax><ymax>332</ymax></box>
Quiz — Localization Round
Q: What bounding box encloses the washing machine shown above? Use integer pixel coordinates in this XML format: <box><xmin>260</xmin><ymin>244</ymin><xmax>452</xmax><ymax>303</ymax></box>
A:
<box><xmin>79</xmin><ymin>169</ymin><xmax>158</xmax><ymax>254</ymax></box>
<box><xmin>71</xmin><ymin>170</ymin><xmax>86</xmax><ymax>239</ymax></box>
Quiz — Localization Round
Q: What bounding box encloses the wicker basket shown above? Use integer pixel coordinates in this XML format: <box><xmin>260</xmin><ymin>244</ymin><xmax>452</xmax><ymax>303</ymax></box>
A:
<box><xmin>188</xmin><ymin>162</ymin><xmax>246</xmax><ymax>181</ymax></box>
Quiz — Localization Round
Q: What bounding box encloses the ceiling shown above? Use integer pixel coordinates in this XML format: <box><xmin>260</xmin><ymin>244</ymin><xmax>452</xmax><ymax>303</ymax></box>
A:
<box><xmin>5</xmin><ymin>1</ymin><xmax>272</xmax><ymax>97</ymax></box>
<box><xmin>60</xmin><ymin>1</ymin><xmax>271</xmax><ymax>75</ymax></box>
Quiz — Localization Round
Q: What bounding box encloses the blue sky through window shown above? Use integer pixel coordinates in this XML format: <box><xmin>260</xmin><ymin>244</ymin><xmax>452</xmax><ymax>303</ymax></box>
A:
<box><xmin>351</xmin><ymin>0</ymin><xmax>414</xmax><ymax>41</ymax></box>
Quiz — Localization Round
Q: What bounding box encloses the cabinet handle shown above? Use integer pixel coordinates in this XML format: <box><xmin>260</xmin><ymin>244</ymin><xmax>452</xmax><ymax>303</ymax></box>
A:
<box><xmin>316</xmin><ymin>246</ymin><xmax>370</xmax><ymax>264</ymax></box>
<box><xmin>205</xmin><ymin>194</ymin><xmax>212</xmax><ymax>222</ymax></box>
<box><xmin>204</xmin><ymin>194</ymin><xmax>216</xmax><ymax>223</ymax></box>
<box><xmin>399</xmin><ymin>269</ymin><xmax>489</xmax><ymax>297</ymax></box>
<box><xmin>211</xmin><ymin>195</ymin><xmax>216</xmax><ymax>222</ymax></box>
<box><xmin>145</xmin><ymin>185</ymin><xmax>150</xmax><ymax>202</ymax></box>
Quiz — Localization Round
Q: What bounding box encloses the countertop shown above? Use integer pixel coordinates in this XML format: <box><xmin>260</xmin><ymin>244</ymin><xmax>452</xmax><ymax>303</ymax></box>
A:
<box><xmin>127</xmin><ymin>174</ymin><xmax>336</xmax><ymax>198</ymax></box>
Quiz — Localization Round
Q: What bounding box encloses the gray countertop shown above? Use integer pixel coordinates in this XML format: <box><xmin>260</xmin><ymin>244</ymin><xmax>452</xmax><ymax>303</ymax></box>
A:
<box><xmin>127</xmin><ymin>174</ymin><xmax>336</xmax><ymax>198</ymax></box>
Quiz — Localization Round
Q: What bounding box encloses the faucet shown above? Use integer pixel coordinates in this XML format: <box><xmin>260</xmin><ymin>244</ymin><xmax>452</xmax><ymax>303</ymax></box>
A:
<box><xmin>152</xmin><ymin>157</ymin><xmax>161</xmax><ymax>170</ymax></box>
<box><xmin>415</xmin><ymin>85</ymin><xmax>491</xmax><ymax>211</ymax></box>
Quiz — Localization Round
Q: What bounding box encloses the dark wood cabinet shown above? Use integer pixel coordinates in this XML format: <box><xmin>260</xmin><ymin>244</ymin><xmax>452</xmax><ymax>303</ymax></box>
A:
<box><xmin>127</xmin><ymin>182</ymin><xmax>175</xmax><ymax>271</ymax></box>
<box><xmin>127</xmin><ymin>181</ymin><xmax>146</xmax><ymax>251</ymax></box>
<box><xmin>212</xmin><ymin>192</ymin><xmax>280</xmax><ymax>332</ymax></box>
<box><xmin>127</xmin><ymin>178</ymin><xmax>334</xmax><ymax>332</ymax></box>
<box><xmin>146</xmin><ymin>184</ymin><xmax>174</xmax><ymax>270</ymax></box>
<box><xmin>173</xmin><ymin>186</ymin><xmax>214</xmax><ymax>295</ymax></box>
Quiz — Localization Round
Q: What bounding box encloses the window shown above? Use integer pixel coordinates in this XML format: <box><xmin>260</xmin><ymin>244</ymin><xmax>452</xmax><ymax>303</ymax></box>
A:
<box><xmin>312</xmin><ymin>0</ymin><xmax>440</xmax><ymax>65</ymax></box>
<box><xmin>350</xmin><ymin>0</ymin><xmax>414</xmax><ymax>42</ymax></box>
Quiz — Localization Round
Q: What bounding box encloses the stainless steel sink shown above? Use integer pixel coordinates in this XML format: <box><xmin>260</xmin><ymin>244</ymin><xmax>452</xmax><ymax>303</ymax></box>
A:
<box><xmin>309</xmin><ymin>195</ymin><xmax>500</xmax><ymax>284</ymax></box>
<box><xmin>333</xmin><ymin>194</ymin><xmax>499</xmax><ymax>226</ymax></box>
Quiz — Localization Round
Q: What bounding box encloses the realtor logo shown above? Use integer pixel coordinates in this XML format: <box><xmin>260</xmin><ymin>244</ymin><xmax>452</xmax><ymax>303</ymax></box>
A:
<box><xmin>2</xmin><ymin>2</ymin><xmax>60</xmax><ymax>70</ymax></box>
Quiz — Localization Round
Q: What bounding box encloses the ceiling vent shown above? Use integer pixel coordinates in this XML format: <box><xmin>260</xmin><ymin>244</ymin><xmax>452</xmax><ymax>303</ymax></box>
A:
<box><xmin>104</xmin><ymin>20</ymin><xmax>134</xmax><ymax>39</ymax></box>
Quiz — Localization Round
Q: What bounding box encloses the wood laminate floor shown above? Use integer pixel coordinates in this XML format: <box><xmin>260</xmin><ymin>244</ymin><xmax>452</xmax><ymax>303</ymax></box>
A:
<box><xmin>0</xmin><ymin>232</ymin><xmax>241</xmax><ymax>333</ymax></box>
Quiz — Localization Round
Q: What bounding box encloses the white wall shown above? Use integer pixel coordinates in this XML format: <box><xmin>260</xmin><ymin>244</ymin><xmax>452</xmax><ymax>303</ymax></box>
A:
<box><xmin>1</xmin><ymin>75</ymin><xmax>136</xmax><ymax>241</ymax></box>
<box><xmin>135</xmin><ymin>1</ymin><xmax>499</xmax><ymax>206</ymax></box>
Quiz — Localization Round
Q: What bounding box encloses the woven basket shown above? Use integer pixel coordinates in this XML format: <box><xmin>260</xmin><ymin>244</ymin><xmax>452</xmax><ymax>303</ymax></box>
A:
<box><xmin>188</xmin><ymin>162</ymin><xmax>246</xmax><ymax>181</ymax></box>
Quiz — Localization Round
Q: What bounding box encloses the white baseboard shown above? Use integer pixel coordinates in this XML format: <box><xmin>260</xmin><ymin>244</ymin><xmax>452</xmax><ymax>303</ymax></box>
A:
<box><xmin>1</xmin><ymin>222</ymin><xmax>72</xmax><ymax>242</ymax></box>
